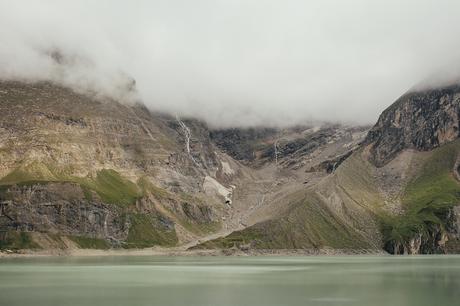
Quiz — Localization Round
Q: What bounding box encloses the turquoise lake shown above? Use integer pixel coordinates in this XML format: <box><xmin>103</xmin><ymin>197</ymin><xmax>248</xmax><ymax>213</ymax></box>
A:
<box><xmin>0</xmin><ymin>255</ymin><xmax>459</xmax><ymax>306</ymax></box>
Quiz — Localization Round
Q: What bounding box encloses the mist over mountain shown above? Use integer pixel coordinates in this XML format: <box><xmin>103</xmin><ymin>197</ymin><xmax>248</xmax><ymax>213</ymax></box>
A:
<box><xmin>2</xmin><ymin>0</ymin><xmax>460</xmax><ymax>127</ymax></box>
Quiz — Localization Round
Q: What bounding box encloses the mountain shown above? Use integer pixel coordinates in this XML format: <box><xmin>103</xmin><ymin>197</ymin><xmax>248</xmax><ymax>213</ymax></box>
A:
<box><xmin>366</xmin><ymin>84</ymin><xmax>460</xmax><ymax>167</ymax></box>
<box><xmin>197</xmin><ymin>84</ymin><xmax>460</xmax><ymax>255</ymax></box>
<box><xmin>0</xmin><ymin>80</ymin><xmax>363</xmax><ymax>252</ymax></box>
<box><xmin>0</xmin><ymin>81</ymin><xmax>226</xmax><ymax>249</ymax></box>
<box><xmin>364</xmin><ymin>85</ymin><xmax>460</xmax><ymax>253</ymax></box>
<box><xmin>1</xmin><ymin>80</ymin><xmax>459</xmax><ymax>255</ymax></box>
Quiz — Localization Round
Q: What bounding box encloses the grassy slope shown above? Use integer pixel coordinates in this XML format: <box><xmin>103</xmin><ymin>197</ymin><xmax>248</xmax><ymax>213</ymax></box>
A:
<box><xmin>333</xmin><ymin>151</ymin><xmax>384</xmax><ymax>212</ymax></box>
<box><xmin>198</xmin><ymin>150</ymin><xmax>385</xmax><ymax>251</ymax></box>
<box><xmin>124</xmin><ymin>213</ymin><xmax>178</xmax><ymax>248</ymax></box>
<box><xmin>381</xmin><ymin>141</ymin><xmax>460</xmax><ymax>251</ymax></box>
<box><xmin>0</xmin><ymin>163</ymin><xmax>142</xmax><ymax>207</ymax></box>
<box><xmin>67</xmin><ymin>236</ymin><xmax>111</xmax><ymax>249</ymax></box>
<box><xmin>77</xmin><ymin>169</ymin><xmax>141</xmax><ymax>207</ymax></box>
<box><xmin>197</xmin><ymin>151</ymin><xmax>382</xmax><ymax>251</ymax></box>
<box><xmin>195</xmin><ymin>142</ymin><xmax>460</xmax><ymax>253</ymax></box>
<box><xmin>198</xmin><ymin>196</ymin><xmax>371</xmax><ymax>250</ymax></box>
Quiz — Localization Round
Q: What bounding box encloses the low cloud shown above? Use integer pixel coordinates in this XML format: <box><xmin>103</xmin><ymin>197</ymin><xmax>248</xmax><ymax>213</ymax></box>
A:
<box><xmin>1</xmin><ymin>0</ymin><xmax>460</xmax><ymax>127</ymax></box>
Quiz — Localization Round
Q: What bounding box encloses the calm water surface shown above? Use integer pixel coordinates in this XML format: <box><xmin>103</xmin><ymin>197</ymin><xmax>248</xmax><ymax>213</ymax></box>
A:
<box><xmin>0</xmin><ymin>255</ymin><xmax>459</xmax><ymax>306</ymax></box>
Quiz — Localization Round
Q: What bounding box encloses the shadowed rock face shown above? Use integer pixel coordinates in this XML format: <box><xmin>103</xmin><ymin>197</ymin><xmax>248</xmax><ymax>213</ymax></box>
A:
<box><xmin>366</xmin><ymin>85</ymin><xmax>460</xmax><ymax>167</ymax></box>
<box><xmin>209</xmin><ymin>128</ymin><xmax>278</xmax><ymax>163</ymax></box>
<box><xmin>0</xmin><ymin>183</ymin><xmax>131</xmax><ymax>244</ymax></box>
<box><xmin>210</xmin><ymin>125</ymin><xmax>367</xmax><ymax>169</ymax></box>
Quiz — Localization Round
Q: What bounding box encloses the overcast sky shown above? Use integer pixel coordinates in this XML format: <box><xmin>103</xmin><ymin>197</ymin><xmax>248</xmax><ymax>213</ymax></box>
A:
<box><xmin>1</xmin><ymin>0</ymin><xmax>460</xmax><ymax>127</ymax></box>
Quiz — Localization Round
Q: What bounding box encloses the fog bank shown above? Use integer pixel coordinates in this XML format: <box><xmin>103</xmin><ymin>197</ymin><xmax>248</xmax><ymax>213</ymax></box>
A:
<box><xmin>1</xmin><ymin>0</ymin><xmax>460</xmax><ymax>127</ymax></box>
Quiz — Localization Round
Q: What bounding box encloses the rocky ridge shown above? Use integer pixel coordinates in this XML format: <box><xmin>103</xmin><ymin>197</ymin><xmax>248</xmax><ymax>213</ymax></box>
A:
<box><xmin>365</xmin><ymin>85</ymin><xmax>460</xmax><ymax>167</ymax></box>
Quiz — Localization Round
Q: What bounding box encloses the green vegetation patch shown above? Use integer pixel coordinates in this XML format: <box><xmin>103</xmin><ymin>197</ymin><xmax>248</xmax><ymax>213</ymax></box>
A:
<box><xmin>381</xmin><ymin>141</ymin><xmax>460</xmax><ymax>252</ymax></box>
<box><xmin>0</xmin><ymin>162</ymin><xmax>142</xmax><ymax>207</ymax></box>
<box><xmin>0</xmin><ymin>231</ymin><xmax>41</xmax><ymax>250</ymax></box>
<box><xmin>197</xmin><ymin>196</ymin><xmax>370</xmax><ymax>250</ymax></box>
<box><xmin>125</xmin><ymin>213</ymin><xmax>178</xmax><ymax>248</ymax></box>
<box><xmin>77</xmin><ymin>169</ymin><xmax>141</xmax><ymax>207</ymax></box>
<box><xmin>177</xmin><ymin>194</ymin><xmax>222</xmax><ymax>235</ymax></box>
<box><xmin>137</xmin><ymin>176</ymin><xmax>172</xmax><ymax>200</ymax></box>
<box><xmin>0</xmin><ymin>161</ymin><xmax>60</xmax><ymax>185</ymax></box>
<box><xmin>182</xmin><ymin>220</ymin><xmax>221</xmax><ymax>236</ymax></box>
<box><xmin>195</xmin><ymin>226</ymin><xmax>267</xmax><ymax>250</ymax></box>
<box><xmin>67</xmin><ymin>235</ymin><xmax>110</xmax><ymax>249</ymax></box>
<box><xmin>335</xmin><ymin>151</ymin><xmax>385</xmax><ymax>211</ymax></box>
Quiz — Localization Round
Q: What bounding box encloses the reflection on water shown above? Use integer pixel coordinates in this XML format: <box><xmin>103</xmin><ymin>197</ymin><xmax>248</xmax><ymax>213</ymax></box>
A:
<box><xmin>0</xmin><ymin>255</ymin><xmax>459</xmax><ymax>306</ymax></box>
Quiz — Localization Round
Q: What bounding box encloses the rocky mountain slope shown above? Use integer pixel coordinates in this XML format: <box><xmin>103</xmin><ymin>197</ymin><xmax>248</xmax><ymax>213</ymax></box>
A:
<box><xmin>0</xmin><ymin>81</ymin><xmax>235</xmax><ymax>250</ymax></box>
<box><xmin>1</xmin><ymin>80</ymin><xmax>460</xmax><ymax>255</ymax></box>
<box><xmin>366</xmin><ymin>84</ymin><xmax>460</xmax><ymax>167</ymax></box>
<box><xmin>197</xmin><ymin>84</ymin><xmax>460</xmax><ymax>255</ymax></box>
<box><xmin>364</xmin><ymin>85</ymin><xmax>460</xmax><ymax>253</ymax></box>
<box><xmin>0</xmin><ymin>80</ymin><xmax>364</xmax><ymax>252</ymax></box>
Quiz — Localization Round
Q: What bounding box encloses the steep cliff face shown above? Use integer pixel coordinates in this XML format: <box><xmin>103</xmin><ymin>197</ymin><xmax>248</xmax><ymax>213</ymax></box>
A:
<box><xmin>209</xmin><ymin>128</ymin><xmax>278</xmax><ymax>164</ymax></box>
<box><xmin>361</xmin><ymin>85</ymin><xmax>460</xmax><ymax>254</ymax></box>
<box><xmin>0</xmin><ymin>183</ymin><xmax>177</xmax><ymax>248</ymax></box>
<box><xmin>366</xmin><ymin>85</ymin><xmax>460</xmax><ymax>167</ymax></box>
<box><xmin>211</xmin><ymin>125</ymin><xmax>367</xmax><ymax>169</ymax></box>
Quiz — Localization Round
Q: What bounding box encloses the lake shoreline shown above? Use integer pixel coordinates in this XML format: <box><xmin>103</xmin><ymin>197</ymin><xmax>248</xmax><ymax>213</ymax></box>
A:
<box><xmin>0</xmin><ymin>247</ymin><xmax>387</xmax><ymax>258</ymax></box>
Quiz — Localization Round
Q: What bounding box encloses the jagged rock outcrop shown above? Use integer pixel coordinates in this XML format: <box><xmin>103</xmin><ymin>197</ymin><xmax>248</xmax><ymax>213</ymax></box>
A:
<box><xmin>307</xmin><ymin>150</ymin><xmax>354</xmax><ymax>173</ymax></box>
<box><xmin>1</xmin><ymin>183</ymin><xmax>134</xmax><ymax>245</ymax></box>
<box><xmin>210</xmin><ymin>128</ymin><xmax>278</xmax><ymax>163</ymax></box>
<box><xmin>211</xmin><ymin>125</ymin><xmax>368</xmax><ymax>169</ymax></box>
<box><xmin>366</xmin><ymin>84</ymin><xmax>460</xmax><ymax>167</ymax></box>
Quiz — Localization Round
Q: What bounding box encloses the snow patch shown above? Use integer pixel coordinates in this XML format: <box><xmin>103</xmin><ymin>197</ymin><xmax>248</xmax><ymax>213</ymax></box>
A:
<box><xmin>203</xmin><ymin>176</ymin><xmax>233</xmax><ymax>204</ymax></box>
<box><xmin>221</xmin><ymin>161</ymin><xmax>234</xmax><ymax>176</ymax></box>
